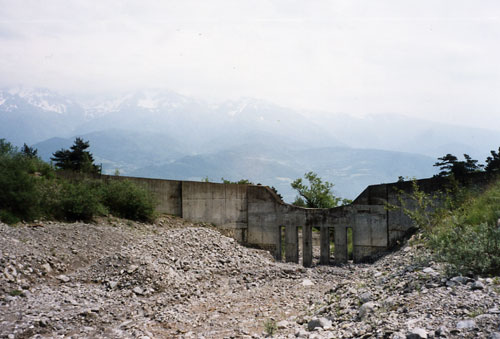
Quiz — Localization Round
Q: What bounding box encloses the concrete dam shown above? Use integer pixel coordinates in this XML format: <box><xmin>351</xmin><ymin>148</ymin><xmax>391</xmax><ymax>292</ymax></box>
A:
<box><xmin>102</xmin><ymin>173</ymin><xmax>487</xmax><ymax>266</ymax></box>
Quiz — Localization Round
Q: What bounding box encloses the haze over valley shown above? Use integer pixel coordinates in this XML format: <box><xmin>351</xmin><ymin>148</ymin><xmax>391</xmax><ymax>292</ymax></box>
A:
<box><xmin>3</xmin><ymin>87</ymin><xmax>499</xmax><ymax>201</ymax></box>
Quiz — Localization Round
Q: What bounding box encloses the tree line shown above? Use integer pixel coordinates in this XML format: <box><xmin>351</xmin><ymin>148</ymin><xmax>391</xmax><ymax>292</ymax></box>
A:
<box><xmin>0</xmin><ymin>138</ymin><xmax>156</xmax><ymax>224</ymax></box>
<box><xmin>433</xmin><ymin>148</ymin><xmax>500</xmax><ymax>179</ymax></box>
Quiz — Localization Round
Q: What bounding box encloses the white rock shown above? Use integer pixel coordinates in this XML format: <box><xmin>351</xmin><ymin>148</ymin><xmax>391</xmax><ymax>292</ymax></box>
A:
<box><xmin>301</xmin><ymin>279</ymin><xmax>314</xmax><ymax>287</ymax></box>
<box><xmin>358</xmin><ymin>302</ymin><xmax>375</xmax><ymax>320</ymax></box>
<box><xmin>422</xmin><ymin>267</ymin><xmax>436</xmax><ymax>275</ymax></box>
<box><xmin>456</xmin><ymin>319</ymin><xmax>476</xmax><ymax>329</ymax></box>
<box><xmin>471</xmin><ymin>281</ymin><xmax>485</xmax><ymax>290</ymax></box>
<box><xmin>307</xmin><ymin>317</ymin><xmax>332</xmax><ymax>331</ymax></box>
<box><xmin>127</xmin><ymin>265</ymin><xmax>139</xmax><ymax>274</ymax></box>
<box><xmin>359</xmin><ymin>291</ymin><xmax>372</xmax><ymax>303</ymax></box>
<box><xmin>41</xmin><ymin>263</ymin><xmax>52</xmax><ymax>273</ymax></box>
<box><xmin>276</xmin><ymin>320</ymin><xmax>289</xmax><ymax>329</ymax></box>
<box><xmin>295</xmin><ymin>328</ymin><xmax>308</xmax><ymax>338</ymax></box>
<box><xmin>56</xmin><ymin>274</ymin><xmax>70</xmax><ymax>283</ymax></box>
<box><xmin>133</xmin><ymin>286</ymin><xmax>144</xmax><ymax>295</ymax></box>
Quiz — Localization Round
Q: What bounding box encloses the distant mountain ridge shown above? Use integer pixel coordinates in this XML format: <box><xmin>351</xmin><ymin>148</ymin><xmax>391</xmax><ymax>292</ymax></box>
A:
<box><xmin>2</xmin><ymin>86</ymin><xmax>498</xmax><ymax>200</ymax></box>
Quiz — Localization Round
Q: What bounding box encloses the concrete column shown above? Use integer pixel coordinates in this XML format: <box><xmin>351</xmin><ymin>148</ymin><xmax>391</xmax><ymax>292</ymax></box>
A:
<box><xmin>285</xmin><ymin>225</ymin><xmax>299</xmax><ymax>263</ymax></box>
<box><xmin>275</xmin><ymin>226</ymin><xmax>282</xmax><ymax>261</ymax></box>
<box><xmin>319</xmin><ymin>227</ymin><xmax>330</xmax><ymax>265</ymax></box>
<box><xmin>302</xmin><ymin>224</ymin><xmax>313</xmax><ymax>267</ymax></box>
<box><xmin>334</xmin><ymin>226</ymin><xmax>348</xmax><ymax>264</ymax></box>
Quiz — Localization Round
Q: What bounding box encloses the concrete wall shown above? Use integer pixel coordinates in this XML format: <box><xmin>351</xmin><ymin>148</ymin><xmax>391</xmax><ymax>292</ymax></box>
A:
<box><xmin>181</xmin><ymin>181</ymin><xmax>248</xmax><ymax>242</ymax></box>
<box><xmin>99</xmin><ymin>172</ymin><xmax>492</xmax><ymax>266</ymax></box>
<box><xmin>102</xmin><ymin>175</ymin><xmax>183</xmax><ymax>216</ymax></box>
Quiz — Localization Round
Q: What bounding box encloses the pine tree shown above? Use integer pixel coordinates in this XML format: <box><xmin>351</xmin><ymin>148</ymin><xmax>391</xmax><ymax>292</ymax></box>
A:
<box><xmin>51</xmin><ymin>138</ymin><xmax>100</xmax><ymax>174</ymax></box>
<box><xmin>485</xmin><ymin>147</ymin><xmax>500</xmax><ymax>173</ymax></box>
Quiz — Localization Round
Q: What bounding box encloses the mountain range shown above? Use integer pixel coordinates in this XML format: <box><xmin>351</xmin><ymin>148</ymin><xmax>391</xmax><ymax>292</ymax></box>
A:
<box><xmin>2</xmin><ymin>87</ymin><xmax>499</xmax><ymax>201</ymax></box>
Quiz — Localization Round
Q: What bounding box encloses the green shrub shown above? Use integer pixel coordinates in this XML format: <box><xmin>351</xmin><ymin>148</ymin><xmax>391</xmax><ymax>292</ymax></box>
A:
<box><xmin>263</xmin><ymin>319</ymin><xmax>277</xmax><ymax>336</ymax></box>
<box><xmin>0</xmin><ymin>139</ymin><xmax>156</xmax><ymax>224</ymax></box>
<box><xmin>56</xmin><ymin>180</ymin><xmax>106</xmax><ymax>222</ymax></box>
<box><xmin>403</xmin><ymin>178</ymin><xmax>500</xmax><ymax>276</ymax></box>
<box><xmin>0</xmin><ymin>210</ymin><xmax>20</xmax><ymax>225</ymax></box>
<box><xmin>0</xmin><ymin>141</ymin><xmax>49</xmax><ymax>223</ymax></box>
<box><xmin>430</xmin><ymin>221</ymin><xmax>500</xmax><ymax>275</ymax></box>
<box><xmin>100</xmin><ymin>180</ymin><xmax>156</xmax><ymax>222</ymax></box>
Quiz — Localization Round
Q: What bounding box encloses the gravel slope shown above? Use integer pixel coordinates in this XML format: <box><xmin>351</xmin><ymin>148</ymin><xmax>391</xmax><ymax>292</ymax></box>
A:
<box><xmin>0</xmin><ymin>216</ymin><xmax>499</xmax><ymax>338</ymax></box>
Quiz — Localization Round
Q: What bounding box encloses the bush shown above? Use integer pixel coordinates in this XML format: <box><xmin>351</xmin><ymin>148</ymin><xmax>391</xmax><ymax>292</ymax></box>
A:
<box><xmin>430</xmin><ymin>221</ymin><xmax>500</xmax><ymax>276</ymax></box>
<box><xmin>0</xmin><ymin>139</ymin><xmax>157</xmax><ymax>224</ymax></box>
<box><xmin>55</xmin><ymin>180</ymin><xmax>106</xmax><ymax>222</ymax></box>
<box><xmin>0</xmin><ymin>140</ymin><xmax>51</xmax><ymax>223</ymax></box>
<box><xmin>402</xmin><ymin>178</ymin><xmax>500</xmax><ymax>276</ymax></box>
<box><xmin>0</xmin><ymin>156</ymin><xmax>41</xmax><ymax>222</ymax></box>
<box><xmin>100</xmin><ymin>180</ymin><xmax>156</xmax><ymax>222</ymax></box>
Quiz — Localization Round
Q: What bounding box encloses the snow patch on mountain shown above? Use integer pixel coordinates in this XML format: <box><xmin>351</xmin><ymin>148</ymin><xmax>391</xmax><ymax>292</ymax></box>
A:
<box><xmin>137</xmin><ymin>97</ymin><xmax>159</xmax><ymax>110</ymax></box>
<box><xmin>6</xmin><ymin>87</ymin><xmax>72</xmax><ymax>114</ymax></box>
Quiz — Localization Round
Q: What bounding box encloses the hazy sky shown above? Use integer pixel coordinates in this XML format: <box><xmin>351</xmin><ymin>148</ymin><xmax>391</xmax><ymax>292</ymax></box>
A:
<box><xmin>1</xmin><ymin>0</ymin><xmax>499</xmax><ymax>129</ymax></box>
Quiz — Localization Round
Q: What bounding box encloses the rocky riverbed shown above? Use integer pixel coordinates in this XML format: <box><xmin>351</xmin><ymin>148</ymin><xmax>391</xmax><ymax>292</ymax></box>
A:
<box><xmin>1</xmin><ymin>216</ymin><xmax>499</xmax><ymax>338</ymax></box>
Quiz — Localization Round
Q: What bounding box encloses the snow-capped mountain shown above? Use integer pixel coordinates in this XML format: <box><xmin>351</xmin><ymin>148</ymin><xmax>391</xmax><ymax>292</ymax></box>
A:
<box><xmin>81</xmin><ymin>89</ymin><xmax>193</xmax><ymax>118</ymax></box>
<box><xmin>3</xmin><ymin>86</ymin><xmax>500</xmax><ymax>199</ymax></box>
<box><xmin>0</xmin><ymin>87</ymin><xmax>85</xmax><ymax>146</ymax></box>
<box><xmin>7</xmin><ymin>87</ymin><xmax>79</xmax><ymax>114</ymax></box>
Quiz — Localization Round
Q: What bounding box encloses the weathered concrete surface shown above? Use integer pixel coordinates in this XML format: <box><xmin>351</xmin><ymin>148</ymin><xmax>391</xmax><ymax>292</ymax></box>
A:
<box><xmin>182</xmin><ymin>181</ymin><xmax>248</xmax><ymax>242</ymax></box>
<box><xmin>320</xmin><ymin>227</ymin><xmax>330</xmax><ymax>265</ymax></box>
<box><xmin>102</xmin><ymin>175</ymin><xmax>182</xmax><ymax>216</ymax></box>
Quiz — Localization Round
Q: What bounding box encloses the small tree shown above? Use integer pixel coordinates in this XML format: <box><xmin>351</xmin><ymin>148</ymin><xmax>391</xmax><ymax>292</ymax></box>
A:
<box><xmin>291</xmin><ymin>171</ymin><xmax>343</xmax><ymax>208</ymax></box>
<box><xmin>21</xmin><ymin>144</ymin><xmax>38</xmax><ymax>158</ymax></box>
<box><xmin>485</xmin><ymin>147</ymin><xmax>500</xmax><ymax>173</ymax></box>
<box><xmin>51</xmin><ymin>138</ymin><xmax>100</xmax><ymax>174</ymax></box>
<box><xmin>434</xmin><ymin>153</ymin><xmax>482</xmax><ymax>179</ymax></box>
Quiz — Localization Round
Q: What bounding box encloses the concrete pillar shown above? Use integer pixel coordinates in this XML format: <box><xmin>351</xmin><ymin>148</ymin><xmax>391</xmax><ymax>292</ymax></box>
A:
<box><xmin>334</xmin><ymin>226</ymin><xmax>348</xmax><ymax>264</ymax></box>
<box><xmin>275</xmin><ymin>226</ymin><xmax>282</xmax><ymax>261</ymax></box>
<box><xmin>285</xmin><ymin>225</ymin><xmax>299</xmax><ymax>263</ymax></box>
<box><xmin>320</xmin><ymin>227</ymin><xmax>330</xmax><ymax>265</ymax></box>
<box><xmin>302</xmin><ymin>224</ymin><xmax>313</xmax><ymax>267</ymax></box>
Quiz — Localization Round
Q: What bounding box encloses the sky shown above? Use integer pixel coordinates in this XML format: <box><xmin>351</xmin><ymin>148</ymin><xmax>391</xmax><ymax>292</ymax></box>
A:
<box><xmin>1</xmin><ymin>0</ymin><xmax>499</xmax><ymax>129</ymax></box>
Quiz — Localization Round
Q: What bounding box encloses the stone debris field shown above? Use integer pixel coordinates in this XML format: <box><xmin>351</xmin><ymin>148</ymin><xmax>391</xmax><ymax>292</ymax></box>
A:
<box><xmin>1</xmin><ymin>216</ymin><xmax>499</xmax><ymax>338</ymax></box>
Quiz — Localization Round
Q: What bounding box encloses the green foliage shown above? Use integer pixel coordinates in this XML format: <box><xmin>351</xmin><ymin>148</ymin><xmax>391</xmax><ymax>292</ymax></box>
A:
<box><xmin>8</xmin><ymin>289</ymin><xmax>24</xmax><ymax>297</ymax></box>
<box><xmin>56</xmin><ymin>180</ymin><xmax>106</xmax><ymax>222</ymax></box>
<box><xmin>269</xmin><ymin>186</ymin><xmax>284</xmax><ymax>201</ymax></box>
<box><xmin>0</xmin><ymin>138</ymin><xmax>156</xmax><ymax>224</ymax></box>
<box><xmin>401</xmin><ymin>178</ymin><xmax>500</xmax><ymax>276</ymax></box>
<box><xmin>263</xmin><ymin>319</ymin><xmax>277</xmax><ymax>336</ymax></box>
<box><xmin>0</xmin><ymin>139</ymin><xmax>16</xmax><ymax>156</ymax></box>
<box><xmin>100</xmin><ymin>180</ymin><xmax>156</xmax><ymax>222</ymax></box>
<box><xmin>396</xmin><ymin>179</ymin><xmax>442</xmax><ymax>233</ymax></box>
<box><xmin>485</xmin><ymin>147</ymin><xmax>500</xmax><ymax>173</ymax></box>
<box><xmin>0</xmin><ymin>210</ymin><xmax>20</xmax><ymax>225</ymax></box>
<box><xmin>291</xmin><ymin>171</ymin><xmax>345</xmax><ymax>208</ymax></box>
<box><xmin>21</xmin><ymin>143</ymin><xmax>38</xmax><ymax>158</ymax></box>
<box><xmin>434</xmin><ymin>153</ymin><xmax>483</xmax><ymax>179</ymax></box>
<box><xmin>51</xmin><ymin>137</ymin><xmax>100</xmax><ymax>174</ymax></box>
<box><xmin>221</xmin><ymin>178</ymin><xmax>253</xmax><ymax>184</ymax></box>
<box><xmin>0</xmin><ymin>139</ymin><xmax>52</xmax><ymax>223</ymax></box>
